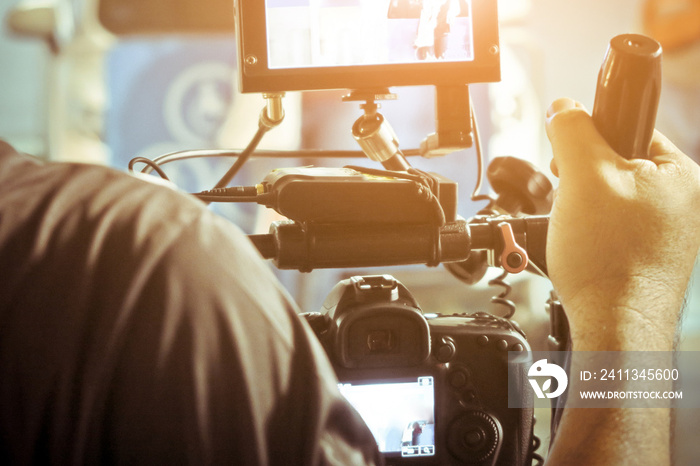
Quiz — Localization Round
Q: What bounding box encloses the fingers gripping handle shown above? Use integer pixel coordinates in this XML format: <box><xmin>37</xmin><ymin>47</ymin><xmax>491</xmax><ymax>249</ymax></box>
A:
<box><xmin>592</xmin><ymin>34</ymin><xmax>662</xmax><ymax>160</ymax></box>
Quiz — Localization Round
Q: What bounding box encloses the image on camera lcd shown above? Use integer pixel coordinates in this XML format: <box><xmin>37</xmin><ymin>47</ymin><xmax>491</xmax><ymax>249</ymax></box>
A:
<box><xmin>265</xmin><ymin>0</ymin><xmax>475</xmax><ymax>69</ymax></box>
<box><xmin>337</xmin><ymin>376</ymin><xmax>436</xmax><ymax>457</ymax></box>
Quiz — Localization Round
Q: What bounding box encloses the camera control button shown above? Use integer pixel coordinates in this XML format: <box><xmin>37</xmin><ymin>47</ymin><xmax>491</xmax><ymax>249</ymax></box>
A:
<box><xmin>460</xmin><ymin>389</ymin><xmax>477</xmax><ymax>405</ymax></box>
<box><xmin>512</xmin><ymin>343</ymin><xmax>525</xmax><ymax>352</ymax></box>
<box><xmin>435</xmin><ymin>337</ymin><xmax>456</xmax><ymax>363</ymax></box>
<box><xmin>436</xmin><ymin>345</ymin><xmax>454</xmax><ymax>362</ymax></box>
<box><xmin>465</xmin><ymin>430</ymin><xmax>484</xmax><ymax>447</ymax></box>
<box><xmin>477</xmin><ymin>335</ymin><xmax>489</xmax><ymax>346</ymax></box>
<box><xmin>447</xmin><ymin>411</ymin><xmax>501</xmax><ymax>463</ymax></box>
<box><xmin>464</xmin><ymin>390</ymin><xmax>476</xmax><ymax>401</ymax></box>
<box><xmin>449</xmin><ymin>370</ymin><xmax>469</xmax><ymax>389</ymax></box>
<box><xmin>497</xmin><ymin>339</ymin><xmax>509</xmax><ymax>351</ymax></box>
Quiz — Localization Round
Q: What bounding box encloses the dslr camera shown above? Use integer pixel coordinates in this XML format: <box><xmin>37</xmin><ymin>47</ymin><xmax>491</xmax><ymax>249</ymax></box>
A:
<box><xmin>304</xmin><ymin>274</ymin><xmax>534</xmax><ymax>465</ymax></box>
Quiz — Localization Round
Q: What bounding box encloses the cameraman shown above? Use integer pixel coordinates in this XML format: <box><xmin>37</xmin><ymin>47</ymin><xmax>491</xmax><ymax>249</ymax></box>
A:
<box><xmin>544</xmin><ymin>97</ymin><xmax>700</xmax><ymax>465</ymax></box>
<box><xmin>0</xmin><ymin>95</ymin><xmax>698</xmax><ymax>465</ymax></box>
<box><xmin>0</xmin><ymin>139</ymin><xmax>381</xmax><ymax>465</ymax></box>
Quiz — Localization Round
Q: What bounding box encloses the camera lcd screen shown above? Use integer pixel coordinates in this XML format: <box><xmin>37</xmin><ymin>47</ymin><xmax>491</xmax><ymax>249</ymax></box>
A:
<box><xmin>235</xmin><ymin>0</ymin><xmax>500</xmax><ymax>92</ymax></box>
<box><xmin>337</xmin><ymin>376</ymin><xmax>436</xmax><ymax>458</ymax></box>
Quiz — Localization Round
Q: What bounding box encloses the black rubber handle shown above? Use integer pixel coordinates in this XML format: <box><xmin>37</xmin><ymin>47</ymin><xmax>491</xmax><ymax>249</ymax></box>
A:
<box><xmin>592</xmin><ymin>34</ymin><xmax>662</xmax><ymax>159</ymax></box>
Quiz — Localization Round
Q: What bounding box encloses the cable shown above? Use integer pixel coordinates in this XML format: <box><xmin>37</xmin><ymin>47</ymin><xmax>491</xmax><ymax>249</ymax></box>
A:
<box><xmin>145</xmin><ymin>149</ymin><xmax>246</xmax><ymax>174</ymax></box>
<box><xmin>192</xmin><ymin>186</ymin><xmax>274</xmax><ymax>205</ymax></box>
<box><xmin>489</xmin><ymin>269</ymin><xmax>516</xmax><ymax>319</ymax></box>
<box><xmin>530</xmin><ymin>417</ymin><xmax>545</xmax><ymax>466</ymax></box>
<box><xmin>343</xmin><ymin>165</ymin><xmax>446</xmax><ymax>226</ymax></box>
<box><xmin>212</xmin><ymin>124</ymin><xmax>268</xmax><ymax>189</ymax></box>
<box><xmin>128</xmin><ymin>157</ymin><xmax>171</xmax><ymax>180</ymax></box>
<box><xmin>134</xmin><ymin>147</ymin><xmax>424</xmax><ymax>177</ymax></box>
<box><xmin>343</xmin><ymin>165</ymin><xmax>424</xmax><ymax>184</ymax></box>
<box><xmin>194</xmin><ymin>193</ymin><xmax>267</xmax><ymax>203</ymax></box>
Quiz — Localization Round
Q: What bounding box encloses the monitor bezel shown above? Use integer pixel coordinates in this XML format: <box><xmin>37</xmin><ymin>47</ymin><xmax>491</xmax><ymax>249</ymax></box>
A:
<box><xmin>234</xmin><ymin>0</ymin><xmax>501</xmax><ymax>93</ymax></box>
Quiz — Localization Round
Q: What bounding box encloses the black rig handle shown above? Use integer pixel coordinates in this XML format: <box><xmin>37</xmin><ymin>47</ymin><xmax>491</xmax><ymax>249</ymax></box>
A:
<box><xmin>592</xmin><ymin>33</ymin><xmax>662</xmax><ymax>159</ymax></box>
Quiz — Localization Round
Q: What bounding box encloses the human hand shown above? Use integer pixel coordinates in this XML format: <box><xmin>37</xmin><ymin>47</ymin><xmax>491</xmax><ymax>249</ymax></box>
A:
<box><xmin>545</xmin><ymin>98</ymin><xmax>700</xmax><ymax>351</ymax></box>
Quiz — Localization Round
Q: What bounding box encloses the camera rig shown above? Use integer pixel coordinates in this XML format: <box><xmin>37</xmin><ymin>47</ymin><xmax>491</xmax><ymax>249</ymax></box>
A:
<box><xmin>128</xmin><ymin>16</ymin><xmax>662</xmax><ymax>464</ymax></box>
<box><xmin>130</xmin><ymin>84</ymin><xmax>554</xmax><ymax>465</ymax></box>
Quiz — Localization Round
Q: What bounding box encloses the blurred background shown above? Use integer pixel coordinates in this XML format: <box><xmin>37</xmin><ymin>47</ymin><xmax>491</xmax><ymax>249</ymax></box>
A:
<box><xmin>1</xmin><ymin>0</ymin><xmax>698</xmax><ymax>462</ymax></box>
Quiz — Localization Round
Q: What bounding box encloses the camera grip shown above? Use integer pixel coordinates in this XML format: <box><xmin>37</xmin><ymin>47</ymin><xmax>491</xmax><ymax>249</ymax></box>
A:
<box><xmin>592</xmin><ymin>34</ymin><xmax>662</xmax><ymax>159</ymax></box>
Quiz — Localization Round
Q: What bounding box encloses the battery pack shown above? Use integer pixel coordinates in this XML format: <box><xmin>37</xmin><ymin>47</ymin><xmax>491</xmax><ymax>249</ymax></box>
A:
<box><xmin>260</xmin><ymin>167</ymin><xmax>457</xmax><ymax>224</ymax></box>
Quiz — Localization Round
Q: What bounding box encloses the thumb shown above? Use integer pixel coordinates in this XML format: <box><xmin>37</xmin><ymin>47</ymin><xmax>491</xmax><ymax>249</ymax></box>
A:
<box><xmin>545</xmin><ymin>98</ymin><xmax>619</xmax><ymax>179</ymax></box>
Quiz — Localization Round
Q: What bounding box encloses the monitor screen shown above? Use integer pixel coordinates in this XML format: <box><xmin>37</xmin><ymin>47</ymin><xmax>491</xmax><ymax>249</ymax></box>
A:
<box><xmin>265</xmin><ymin>0</ymin><xmax>474</xmax><ymax>69</ymax></box>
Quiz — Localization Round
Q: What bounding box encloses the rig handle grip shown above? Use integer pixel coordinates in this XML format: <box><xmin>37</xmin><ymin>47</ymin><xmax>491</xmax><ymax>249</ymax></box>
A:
<box><xmin>592</xmin><ymin>34</ymin><xmax>662</xmax><ymax>159</ymax></box>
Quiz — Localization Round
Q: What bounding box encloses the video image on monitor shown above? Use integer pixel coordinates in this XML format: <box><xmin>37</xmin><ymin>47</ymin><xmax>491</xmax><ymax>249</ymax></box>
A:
<box><xmin>265</xmin><ymin>0</ymin><xmax>474</xmax><ymax>69</ymax></box>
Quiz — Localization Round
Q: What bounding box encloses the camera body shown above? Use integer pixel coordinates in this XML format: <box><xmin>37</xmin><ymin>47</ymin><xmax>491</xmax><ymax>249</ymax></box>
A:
<box><xmin>305</xmin><ymin>275</ymin><xmax>534</xmax><ymax>465</ymax></box>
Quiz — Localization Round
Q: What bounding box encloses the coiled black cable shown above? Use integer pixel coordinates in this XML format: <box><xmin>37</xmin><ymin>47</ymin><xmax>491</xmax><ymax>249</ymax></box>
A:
<box><xmin>488</xmin><ymin>269</ymin><xmax>516</xmax><ymax>319</ymax></box>
<box><xmin>530</xmin><ymin>416</ymin><xmax>545</xmax><ymax>466</ymax></box>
